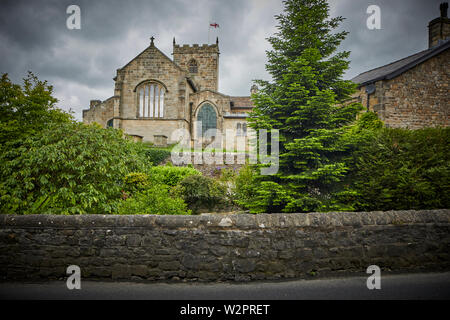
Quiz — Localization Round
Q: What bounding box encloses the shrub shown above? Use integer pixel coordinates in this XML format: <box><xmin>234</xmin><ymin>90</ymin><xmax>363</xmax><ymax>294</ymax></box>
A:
<box><xmin>149</xmin><ymin>165</ymin><xmax>201</xmax><ymax>187</ymax></box>
<box><xmin>117</xmin><ymin>184</ymin><xmax>190</xmax><ymax>215</ymax></box>
<box><xmin>123</xmin><ymin>172</ymin><xmax>150</xmax><ymax>195</ymax></box>
<box><xmin>174</xmin><ymin>175</ymin><xmax>227</xmax><ymax>213</ymax></box>
<box><xmin>138</xmin><ymin>146</ymin><xmax>171</xmax><ymax>165</ymax></box>
<box><xmin>345</xmin><ymin>127</ymin><xmax>450</xmax><ymax>211</ymax></box>
<box><xmin>233</xmin><ymin>164</ymin><xmax>257</xmax><ymax>206</ymax></box>
<box><xmin>0</xmin><ymin>122</ymin><xmax>150</xmax><ymax>215</ymax></box>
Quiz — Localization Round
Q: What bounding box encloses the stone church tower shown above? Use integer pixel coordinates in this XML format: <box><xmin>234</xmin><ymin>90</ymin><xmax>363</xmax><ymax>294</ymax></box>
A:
<box><xmin>83</xmin><ymin>37</ymin><xmax>253</xmax><ymax>147</ymax></box>
<box><xmin>173</xmin><ymin>38</ymin><xmax>219</xmax><ymax>92</ymax></box>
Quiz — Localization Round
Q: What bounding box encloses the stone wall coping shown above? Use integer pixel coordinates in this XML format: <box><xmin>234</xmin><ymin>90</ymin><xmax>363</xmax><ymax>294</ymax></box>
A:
<box><xmin>0</xmin><ymin>209</ymin><xmax>448</xmax><ymax>230</ymax></box>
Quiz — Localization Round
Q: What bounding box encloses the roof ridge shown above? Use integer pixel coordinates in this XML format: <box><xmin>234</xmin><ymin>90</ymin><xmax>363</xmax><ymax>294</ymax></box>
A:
<box><xmin>119</xmin><ymin>44</ymin><xmax>184</xmax><ymax>73</ymax></box>
<box><xmin>355</xmin><ymin>48</ymin><xmax>430</xmax><ymax>78</ymax></box>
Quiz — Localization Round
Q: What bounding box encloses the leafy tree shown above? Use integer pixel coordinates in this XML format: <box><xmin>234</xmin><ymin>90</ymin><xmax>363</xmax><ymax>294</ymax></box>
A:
<box><xmin>0</xmin><ymin>72</ymin><xmax>72</xmax><ymax>148</ymax></box>
<box><xmin>0</xmin><ymin>122</ymin><xmax>151</xmax><ymax>215</ymax></box>
<box><xmin>245</xmin><ymin>0</ymin><xmax>362</xmax><ymax>213</ymax></box>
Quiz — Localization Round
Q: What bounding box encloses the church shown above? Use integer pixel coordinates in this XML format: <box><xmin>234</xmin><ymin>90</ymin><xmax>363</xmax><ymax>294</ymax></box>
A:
<box><xmin>83</xmin><ymin>37</ymin><xmax>254</xmax><ymax>146</ymax></box>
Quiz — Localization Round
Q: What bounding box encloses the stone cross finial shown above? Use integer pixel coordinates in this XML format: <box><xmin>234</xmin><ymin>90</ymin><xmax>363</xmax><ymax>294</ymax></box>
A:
<box><xmin>441</xmin><ymin>2</ymin><xmax>448</xmax><ymax>18</ymax></box>
<box><xmin>150</xmin><ymin>36</ymin><xmax>155</xmax><ymax>46</ymax></box>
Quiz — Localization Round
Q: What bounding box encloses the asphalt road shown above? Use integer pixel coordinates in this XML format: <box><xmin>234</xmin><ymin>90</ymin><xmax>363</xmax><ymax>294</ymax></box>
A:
<box><xmin>1</xmin><ymin>272</ymin><xmax>449</xmax><ymax>300</ymax></box>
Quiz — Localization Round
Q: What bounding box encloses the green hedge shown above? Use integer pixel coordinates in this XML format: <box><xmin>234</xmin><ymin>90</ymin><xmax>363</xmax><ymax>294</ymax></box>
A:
<box><xmin>345</xmin><ymin>127</ymin><xmax>450</xmax><ymax>211</ymax></box>
<box><xmin>138</xmin><ymin>147</ymin><xmax>171</xmax><ymax>165</ymax></box>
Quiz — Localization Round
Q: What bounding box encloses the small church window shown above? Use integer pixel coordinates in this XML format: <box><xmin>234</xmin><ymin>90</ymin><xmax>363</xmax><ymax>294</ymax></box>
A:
<box><xmin>137</xmin><ymin>82</ymin><xmax>166</xmax><ymax>118</ymax></box>
<box><xmin>236</xmin><ymin>123</ymin><xmax>247</xmax><ymax>136</ymax></box>
<box><xmin>189</xmin><ymin>59</ymin><xmax>198</xmax><ymax>74</ymax></box>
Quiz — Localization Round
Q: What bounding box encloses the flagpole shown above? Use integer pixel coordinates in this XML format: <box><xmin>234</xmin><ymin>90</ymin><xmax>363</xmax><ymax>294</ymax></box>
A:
<box><xmin>208</xmin><ymin>21</ymin><xmax>211</xmax><ymax>44</ymax></box>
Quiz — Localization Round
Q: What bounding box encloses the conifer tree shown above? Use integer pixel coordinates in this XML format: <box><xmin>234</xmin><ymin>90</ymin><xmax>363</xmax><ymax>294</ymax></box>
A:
<box><xmin>245</xmin><ymin>0</ymin><xmax>362</xmax><ymax>213</ymax></box>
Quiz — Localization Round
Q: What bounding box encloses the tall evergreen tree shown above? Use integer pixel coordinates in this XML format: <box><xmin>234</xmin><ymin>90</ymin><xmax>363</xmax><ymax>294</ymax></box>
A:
<box><xmin>245</xmin><ymin>0</ymin><xmax>362</xmax><ymax>213</ymax></box>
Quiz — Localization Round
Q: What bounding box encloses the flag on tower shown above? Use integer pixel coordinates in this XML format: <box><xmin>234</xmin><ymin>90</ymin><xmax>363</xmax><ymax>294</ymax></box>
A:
<box><xmin>210</xmin><ymin>23</ymin><xmax>220</xmax><ymax>28</ymax></box>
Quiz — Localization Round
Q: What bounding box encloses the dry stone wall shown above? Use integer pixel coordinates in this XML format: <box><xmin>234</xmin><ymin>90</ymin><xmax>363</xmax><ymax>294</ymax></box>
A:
<box><xmin>1</xmin><ymin>210</ymin><xmax>449</xmax><ymax>282</ymax></box>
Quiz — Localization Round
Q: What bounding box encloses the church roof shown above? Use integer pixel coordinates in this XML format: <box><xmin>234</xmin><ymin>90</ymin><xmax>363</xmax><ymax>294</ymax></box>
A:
<box><xmin>352</xmin><ymin>39</ymin><xmax>450</xmax><ymax>86</ymax></box>
<box><xmin>118</xmin><ymin>42</ymin><xmax>184</xmax><ymax>73</ymax></box>
<box><xmin>230</xmin><ymin>96</ymin><xmax>253</xmax><ymax>108</ymax></box>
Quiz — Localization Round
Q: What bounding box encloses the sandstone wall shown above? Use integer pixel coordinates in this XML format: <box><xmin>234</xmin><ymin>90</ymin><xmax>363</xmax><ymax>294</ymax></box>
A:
<box><xmin>1</xmin><ymin>210</ymin><xmax>449</xmax><ymax>282</ymax></box>
<box><xmin>173</xmin><ymin>44</ymin><xmax>219</xmax><ymax>92</ymax></box>
<box><xmin>357</xmin><ymin>49</ymin><xmax>449</xmax><ymax>129</ymax></box>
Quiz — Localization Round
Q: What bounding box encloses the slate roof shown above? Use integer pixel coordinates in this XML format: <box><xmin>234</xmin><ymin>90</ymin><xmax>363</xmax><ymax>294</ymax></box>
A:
<box><xmin>230</xmin><ymin>96</ymin><xmax>253</xmax><ymax>108</ymax></box>
<box><xmin>352</xmin><ymin>39</ymin><xmax>450</xmax><ymax>86</ymax></box>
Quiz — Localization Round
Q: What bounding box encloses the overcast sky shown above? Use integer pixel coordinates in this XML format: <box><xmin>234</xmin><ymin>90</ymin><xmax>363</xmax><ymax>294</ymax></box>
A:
<box><xmin>0</xmin><ymin>0</ymin><xmax>444</xmax><ymax>120</ymax></box>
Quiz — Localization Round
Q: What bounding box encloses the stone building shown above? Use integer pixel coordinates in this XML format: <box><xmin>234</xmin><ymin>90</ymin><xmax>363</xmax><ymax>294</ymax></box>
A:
<box><xmin>351</xmin><ymin>3</ymin><xmax>449</xmax><ymax>129</ymax></box>
<box><xmin>83</xmin><ymin>37</ymin><xmax>253</xmax><ymax>146</ymax></box>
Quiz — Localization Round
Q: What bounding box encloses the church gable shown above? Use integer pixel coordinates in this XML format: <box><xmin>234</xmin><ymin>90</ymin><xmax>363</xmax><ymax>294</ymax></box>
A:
<box><xmin>115</xmin><ymin>40</ymin><xmax>188</xmax><ymax>119</ymax></box>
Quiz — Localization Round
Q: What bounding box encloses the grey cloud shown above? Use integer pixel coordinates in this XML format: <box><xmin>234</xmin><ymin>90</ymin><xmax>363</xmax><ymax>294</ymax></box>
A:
<box><xmin>0</xmin><ymin>0</ymin><xmax>445</xmax><ymax>120</ymax></box>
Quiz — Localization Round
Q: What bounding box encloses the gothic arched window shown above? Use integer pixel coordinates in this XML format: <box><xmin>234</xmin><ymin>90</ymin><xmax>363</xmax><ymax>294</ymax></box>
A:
<box><xmin>188</xmin><ymin>59</ymin><xmax>198</xmax><ymax>74</ymax></box>
<box><xmin>137</xmin><ymin>82</ymin><xmax>165</xmax><ymax>118</ymax></box>
<box><xmin>197</xmin><ymin>103</ymin><xmax>217</xmax><ymax>138</ymax></box>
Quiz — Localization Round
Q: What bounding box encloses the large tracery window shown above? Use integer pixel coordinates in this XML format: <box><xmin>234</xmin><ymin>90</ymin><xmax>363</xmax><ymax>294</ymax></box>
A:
<box><xmin>138</xmin><ymin>82</ymin><xmax>165</xmax><ymax>118</ymax></box>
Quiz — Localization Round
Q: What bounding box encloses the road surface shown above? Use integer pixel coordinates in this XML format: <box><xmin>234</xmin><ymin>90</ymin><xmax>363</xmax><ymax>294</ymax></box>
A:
<box><xmin>1</xmin><ymin>272</ymin><xmax>449</xmax><ymax>300</ymax></box>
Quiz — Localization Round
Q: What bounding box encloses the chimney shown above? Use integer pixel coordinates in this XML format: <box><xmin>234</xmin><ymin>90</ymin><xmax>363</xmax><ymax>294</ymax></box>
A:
<box><xmin>428</xmin><ymin>2</ymin><xmax>450</xmax><ymax>48</ymax></box>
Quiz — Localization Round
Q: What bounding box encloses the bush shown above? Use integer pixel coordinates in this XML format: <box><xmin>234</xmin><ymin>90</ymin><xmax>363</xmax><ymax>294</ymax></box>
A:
<box><xmin>149</xmin><ymin>165</ymin><xmax>201</xmax><ymax>187</ymax></box>
<box><xmin>123</xmin><ymin>172</ymin><xmax>150</xmax><ymax>195</ymax></box>
<box><xmin>138</xmin><ymin>146</ymin><xmax>171</xmax><ymax>165</ymax></box>
<box><xmin>116</xmin><ymin>184</ymin><xmax>190</xmax><ymax>215</ymax></box>
<box><xmin>345</xmin><ymin>127</ymin><xmax>450</xmax><ymax>211</ymax></box>
<box><xmin>174</xmin><ymin>175</ymin><xmax>227</xmax><ymax>213</ymax></box>
<box><xmin>0</xmin><ymin>122</ymin><xmax>150</xmax><ymax>215</ymax></box>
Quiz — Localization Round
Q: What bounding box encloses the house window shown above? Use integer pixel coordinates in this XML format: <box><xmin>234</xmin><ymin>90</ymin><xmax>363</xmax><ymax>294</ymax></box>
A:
<box><xmin>138</xmin><ymin>82</ymin><xmax>165</xmax><ymax>118</ymax></box>
<box><xmin>188</xmin><ymin>59</ymin><xmax>198</xmax><ymax>74</ymax></box>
